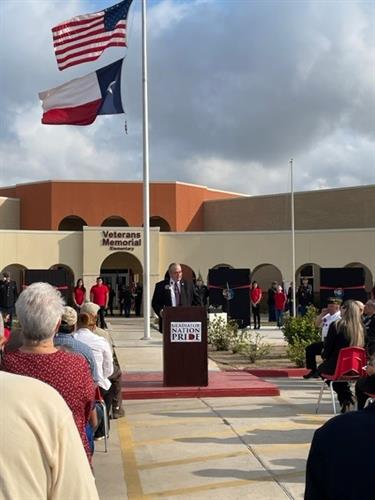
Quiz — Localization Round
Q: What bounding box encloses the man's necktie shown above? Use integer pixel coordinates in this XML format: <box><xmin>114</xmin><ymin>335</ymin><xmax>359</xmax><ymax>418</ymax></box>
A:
<box><xmin>174</xmin><ymin>282</ymin><xmax>181</xmax><ymax>306</ymax></box>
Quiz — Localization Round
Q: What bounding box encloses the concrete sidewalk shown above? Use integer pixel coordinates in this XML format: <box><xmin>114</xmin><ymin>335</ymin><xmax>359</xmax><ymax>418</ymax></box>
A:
<box><xmin>94</xmin><ymin>318</ymin><xmax>333</xmax><ymax>500</ymax></box>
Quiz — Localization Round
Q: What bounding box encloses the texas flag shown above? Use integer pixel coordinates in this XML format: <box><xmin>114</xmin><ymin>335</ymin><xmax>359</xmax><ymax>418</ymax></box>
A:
<box><xmin>39</xmin><ymin>59</ymin><xmax>124</xmax><ymax>125</ymax></box>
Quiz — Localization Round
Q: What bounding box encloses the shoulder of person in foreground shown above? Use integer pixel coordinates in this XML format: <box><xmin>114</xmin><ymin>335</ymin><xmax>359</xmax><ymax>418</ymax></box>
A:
<box><xmin>306</xmin><ymin>406</ymin><xmax>375</xmax><ymax>494</ymax></box>
<box><xmin>0</xmin><ymin>372</ymin><xmax>99</xmax><ymax>500</ymax></box>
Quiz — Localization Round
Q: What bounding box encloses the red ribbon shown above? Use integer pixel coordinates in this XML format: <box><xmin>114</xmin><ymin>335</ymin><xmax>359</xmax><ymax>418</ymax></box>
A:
<box><xmin>22</xmin><ymin>284</ymin><xmax>69</xmax><ymax>290</ymax></box>
<box><xmin>320</xmin><ymin>285</ymin><xmax>365</xmax><ymax>290</ymax></box>
<box><xmin>208</xmin><ymin>284</ymin><xmax>251</xmax><ymax>290</ymax></box>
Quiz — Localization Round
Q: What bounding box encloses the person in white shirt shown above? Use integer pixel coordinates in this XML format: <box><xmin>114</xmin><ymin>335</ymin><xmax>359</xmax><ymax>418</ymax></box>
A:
<box><xmin>303</xmin><ymin>298</ymin><xmax>342</xmax><ymax>379</ymax></box>
<box><xmin>0</xmin><ymin>372</ymin><xmax>99</xmax><ymax>500</ymax></box>
<box><xmin>74</xmin><ymin>312</ymin><xmax>114</xmax><ymax>439</ymax></box>
<box><xmin>74</xmin><ymin>312</ymin><xmax>113</xmax><ymax>391</ymax></box>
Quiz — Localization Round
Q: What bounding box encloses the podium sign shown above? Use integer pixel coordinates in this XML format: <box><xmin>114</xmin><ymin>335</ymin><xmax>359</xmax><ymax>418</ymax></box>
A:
<box><xmin>163</xmin><ymin>306</ymin><xmax>208</xmax><ymax>387</ymax></box>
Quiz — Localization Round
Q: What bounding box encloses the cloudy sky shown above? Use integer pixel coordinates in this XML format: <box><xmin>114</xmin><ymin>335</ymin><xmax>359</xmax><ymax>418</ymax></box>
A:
<box><xmin>0</xmin><ymin>0</ymin><xmax>374</xmax><ymax>195</ymax></box>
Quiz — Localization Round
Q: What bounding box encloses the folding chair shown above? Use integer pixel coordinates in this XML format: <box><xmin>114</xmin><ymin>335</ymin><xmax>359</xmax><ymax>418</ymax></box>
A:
<box><xmin>316</xmin><ymin>347</ymin><xmax>367</xmax><ymax>414</ymax></box>
<box><xmin>95</xmin><ymin>387</ymin><xmax>109</xmax><ymax>453</ymax></box>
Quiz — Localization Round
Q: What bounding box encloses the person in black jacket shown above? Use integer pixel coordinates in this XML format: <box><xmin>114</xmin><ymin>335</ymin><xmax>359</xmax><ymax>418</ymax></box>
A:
<box><xmin>152</xmin><ymin>263</ymin><xmax>201</xmax><ymax>333</ymax></box>
<box><xmin>297</xmin><ymin>278</ymin><xmax>313</xmax><ymax>316</ymax></box>
<box><xmin>0</xmin><ymin>272</ymin><xmax>18</xmax><ymax>327</ymax></box>
<box><xmin>317</xmin><ymin>300</ymin><xmax>365</xmax><ymax>412</ymax></box>
<box><xmin>363</xmin><ymin>299</ymin><xmax>375</xmax><ymax>348</ymax></box>
<box><xmin>305</xmin><ymin>396</ymin><xmax>375</xmax><ymax>500</ymax></box>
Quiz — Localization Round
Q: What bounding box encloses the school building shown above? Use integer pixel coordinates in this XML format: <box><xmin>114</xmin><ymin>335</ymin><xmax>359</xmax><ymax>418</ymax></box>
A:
<box><xmin>0</xmin><ymin>180</ymin><xmax>374</xmax><ymax>310</ymax></box>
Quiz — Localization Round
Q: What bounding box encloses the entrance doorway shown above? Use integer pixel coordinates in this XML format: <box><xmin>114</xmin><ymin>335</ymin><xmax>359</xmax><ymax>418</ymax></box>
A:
<box><xmin>100</xmin><ymin>252</ymin><xmax>143</xmax><ymax>316</ymax></box>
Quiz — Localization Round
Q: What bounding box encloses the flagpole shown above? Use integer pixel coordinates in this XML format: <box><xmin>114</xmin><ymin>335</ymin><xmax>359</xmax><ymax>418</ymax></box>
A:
<box><xmin>142</xmin><ymin>0</ymin><xmax>151</xmax><ymax>339</ymax></box>
<box><xmin>290</xmin><ymin>158</ymin><xmax>297</xmax><ymax>317</ymax></box>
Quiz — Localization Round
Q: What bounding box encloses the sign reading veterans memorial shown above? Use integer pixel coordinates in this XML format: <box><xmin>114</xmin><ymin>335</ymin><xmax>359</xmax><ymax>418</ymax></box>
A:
<box><xmin>101</xmin><ymin>230</ymin><xmax>141</xmax><ymax>251</ymax></box>
<box><xmin>170</xmin><ymin>322</ymin><xmax>202</xmax><ymax>342</ymax></box>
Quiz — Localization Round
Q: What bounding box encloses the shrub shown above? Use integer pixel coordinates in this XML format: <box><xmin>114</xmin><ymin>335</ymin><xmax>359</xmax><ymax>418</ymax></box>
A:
<box><xmin>242</xmin><ymin>331</ymin><xmax>271</xmax><ymax>363</ymax></box>
<box><xmin>283</xmin><ymin>306</ymin><xmax>321</xmax><ymax>367</ymax></box>
<box><xmin>208</xmin><ymin>317</ymin><xmax>238</xmax><ymax>351</ymax></box>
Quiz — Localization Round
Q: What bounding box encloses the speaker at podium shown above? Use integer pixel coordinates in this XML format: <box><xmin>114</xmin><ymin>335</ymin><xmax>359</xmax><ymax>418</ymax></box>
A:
<box><xmin>162</xmin><ymin>306</ymin><xmax>208</xmax><ymax>387</ymax></box>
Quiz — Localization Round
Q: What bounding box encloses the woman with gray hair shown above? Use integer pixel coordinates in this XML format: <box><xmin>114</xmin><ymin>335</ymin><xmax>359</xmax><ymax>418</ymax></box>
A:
<box><xmin>0</xmin><ymin>282</ymin><xmax>95</xmax><ymax>463</ymax></box>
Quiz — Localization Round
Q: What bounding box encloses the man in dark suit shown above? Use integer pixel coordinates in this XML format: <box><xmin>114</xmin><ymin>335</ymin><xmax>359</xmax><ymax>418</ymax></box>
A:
<box><xmin>305</xmin><ymin>383</ymin><xmax>375</xmax><ymax>499</ymax></box>
<box><xmin>152</xmin><ymin>263</ymin><xmax>201</xmax><ymax>332</ymax></box>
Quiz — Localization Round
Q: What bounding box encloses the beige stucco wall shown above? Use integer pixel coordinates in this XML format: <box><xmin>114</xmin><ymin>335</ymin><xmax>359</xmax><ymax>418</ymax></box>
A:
<box><xmin>0</xmin><ymin>227</ymin><xmax>374</xmax><ymax>299</ymax></box>
<box><xmin>0</xmin><ymin>230</ymin><xmax>82</xmax><ymax>275</ymax></box>
<box><xmin>158</xmin><ymin>228</ymin><xmax>375</xmax><ymax>286</ymax></box>
<box><xmin>0</xmin><ymin>197</ymin><xmax>20</xmax><ymax>229</ymax></box>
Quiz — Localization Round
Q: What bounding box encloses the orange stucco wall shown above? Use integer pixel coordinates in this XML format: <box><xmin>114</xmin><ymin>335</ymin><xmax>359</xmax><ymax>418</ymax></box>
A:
<box><xmin>0</xmin><ymin>181</ymin><xmax>244</xmax><ymax>231</ymax></box>
<box><xmin>0</xmin><ymin>182</ymin><xmax>52</xmax><ymax>230</ymax></box>
<box><xmin>175</xmin><ymin>184</ymin><xmax>242</xmax><ymax>231</ymax></box>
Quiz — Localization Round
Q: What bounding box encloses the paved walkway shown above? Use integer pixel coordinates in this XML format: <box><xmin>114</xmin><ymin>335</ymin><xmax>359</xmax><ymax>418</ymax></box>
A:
<box><xmin>94</xmin><ymin>319</ymin><xmax>333</xmax><ymax>500</ymax></box>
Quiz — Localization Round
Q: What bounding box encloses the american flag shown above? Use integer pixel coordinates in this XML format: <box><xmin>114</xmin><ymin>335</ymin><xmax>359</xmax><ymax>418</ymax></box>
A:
<box><xmin>52</xmin><ymin>0</ymin><xmax>133</xmax><ymax>71</ymax></box>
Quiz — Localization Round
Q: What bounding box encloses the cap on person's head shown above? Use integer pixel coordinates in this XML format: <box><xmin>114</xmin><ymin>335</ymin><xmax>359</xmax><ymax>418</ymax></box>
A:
<box><xmin>80</xmin><ymin>302</ymin><xmax>100</xmax><ymax>316</ymax></box>
<box><xmin>327</xmin><ymin>297</ymin><xmax>342</xmax><ymax>305</ymax></box>
<box><xmin>61</xmin><ymin>306</ymin><xmax>77</xmax><ymax>326</ymax></box>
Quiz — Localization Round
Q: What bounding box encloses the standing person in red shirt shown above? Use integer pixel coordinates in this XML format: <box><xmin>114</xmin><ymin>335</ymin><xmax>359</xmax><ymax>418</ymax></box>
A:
<box><xmin>73</xmin><ymin>278</ymin><xmax>86</xmax><ymax>312</ymax></box>
<box><xmin>90</xmin><ymin>277</ymin><xmax>109</xmax><ymax>329</ymax></box>
<box><xmin>274</xmin><ymin>285</ymin><xmax>287</xmax><ymax>328</ymax></box>
<box><xmin>250</xmin><ymin>281</ymin><xmax>262</xmax><ymax>329</ymax></box>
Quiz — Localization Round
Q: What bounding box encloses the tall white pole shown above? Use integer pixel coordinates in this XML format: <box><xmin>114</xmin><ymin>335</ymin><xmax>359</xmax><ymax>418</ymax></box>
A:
<box><xmin>290</xmin><ymin>158</ymin><xmax>297</xmax><ymax>317</ymax></box>
<box><xmin>142</xmin><ymin>0</ymin><xmax>151</xmax><ymax>339</ymax></box>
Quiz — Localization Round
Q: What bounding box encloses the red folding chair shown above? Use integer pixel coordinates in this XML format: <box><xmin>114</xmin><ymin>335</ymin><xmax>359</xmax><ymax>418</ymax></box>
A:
<box><xmin>316</xmin><ymin>347</ymin><xmax>367</xmax><ymax>414</ymax></box>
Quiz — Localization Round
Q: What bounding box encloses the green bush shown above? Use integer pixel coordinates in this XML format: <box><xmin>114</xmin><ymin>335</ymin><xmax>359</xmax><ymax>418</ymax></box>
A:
<box><xmin>228</xmin><ymin>324</ymin><xmax>250</xmax><ymax>353</ymax></box>
<box><xmin>242</xmin><ymin>331</ymin><xmax>271</xmax><ymax>363</ymax></box>
<box><xmin>283</xmin><ymin>306</ymin><xmax>321</xmax><ymax>367</ymax></box>
<box><xmin>208</xmin><ymin>317</ymin><xmax>238</xmax><ymax>351</ymax></box>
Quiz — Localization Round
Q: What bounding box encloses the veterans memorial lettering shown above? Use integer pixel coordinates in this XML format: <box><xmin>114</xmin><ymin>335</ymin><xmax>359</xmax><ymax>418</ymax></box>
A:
<box><xmin>101</xmin><ymin>230</ymin><xmax>142</xmax><ymax>251</ymax></box>
<box><xmin>170</xmin><ymin>322</ymin><xmax>202</xmax><ymax>342</ymax></box>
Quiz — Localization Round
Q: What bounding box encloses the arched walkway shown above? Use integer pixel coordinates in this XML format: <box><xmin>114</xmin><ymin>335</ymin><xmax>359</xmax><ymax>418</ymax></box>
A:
<box><xmin>296</xmin><ymin>263</ymin><xmax>321</xmax><ymax>305</ymax></box>
<box><xmin>100</xmin><ymin>252</ymin><xmax>143</xmax><ymax>316</ymax></box>
<box><xmin>252</xmin><ymin>264</ymin><xmax>283</xmax><ymax>290</ymax></box>
<box><xmin>1</xmin><ymin>263</ymin><xmax>27</xmax><ymax>294</ymax></box>
<box><xmin>58</xmin><ymin>215</ymin><xmax>87</xmax><ymax>231</ymax></box>
<box><xmin>252</xmin><ymin>264</ymin><xmax>283</xmax><ymax>314</ymax></box>
<box><xmin>102</xmin><ymin>216</ymin><xmax>129</xmax><ymax>227</ymax></box>
<box><xmin>345</xmin><ymin>262</ymin><xmax>373</xmax><ymax>295</ymax></box>
<box><xmin>150</xmin><ymin>216</ymin><xmax>171</xmax><ymax>232</ymax></box>
<box><xmin>211</xmin><ymin>263</ymin><xmax>234</xmax><ymax>270</ymax></box>
<box><xmin>49</xmin><ymin>264</ymin><xmax>75</xmax><ymax>287</ymax></box>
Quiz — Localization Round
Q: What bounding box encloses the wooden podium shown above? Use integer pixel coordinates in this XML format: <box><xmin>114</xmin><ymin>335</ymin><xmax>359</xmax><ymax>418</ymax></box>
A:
<box><xmin>163</xmin><ymin>306</ymin><xmax>208</xmax><ymax>387</ymax></box>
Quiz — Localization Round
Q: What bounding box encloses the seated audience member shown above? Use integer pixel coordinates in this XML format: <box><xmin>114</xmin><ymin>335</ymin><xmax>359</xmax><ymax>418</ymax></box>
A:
<box><xmin>54</xmin><ymin>306</ymin><xmax>99</xmax><ymax>384</ymax></box>
<box><xmin>0</xmin><ymin>282</ymin><xmax>95</xmax><ymax>463</ymax></box>
<box><xmin>0</xmin><ymin>314</ymin><xmax>6</xmax><ymax>358</ymax></box>
<box><xmin>305</xmin><ymin>381</ymin><xmax>375</xmax><ymax>500</ymax></box>
<box><xmin>355</xmin><ymin>344</ymin><xmax>375</xmax><ymax>409</ymax></box>
<box><xmin>1</xmin><ymin>311</ymin><xmax>11</xmax><ymax>342</ymax></box>
<box><xmin>81</xmin><ymin>302</ymin><xmax>124</xmax><ymax>419</ymax></box>
<box><xmin>317</xmin><ymin>300</ymin><xmax>365</xmax><ymax>413</ymax></box>
<box><xmin>363</xmin><ymin>299</ymin><xmax>375</xmax><ymax>348</ymax></box>
<box><xmin>303</xmin><ymin>298</ymin><xmax>341</xmax><ymax>379</ymax></box>
<box><xmin>0</xmin><ymin>372</ymin><xmax>99</xmax><ymax>500</ymax></box>
<box><xmin>74</xmin><ymin>312</ymin><xmax>113</xmax><ymax>438</ymax></box>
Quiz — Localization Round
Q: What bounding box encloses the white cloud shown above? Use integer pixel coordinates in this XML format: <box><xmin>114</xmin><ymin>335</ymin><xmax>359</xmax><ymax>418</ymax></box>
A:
<box><xmin>0</xmin><ymin>0</ymin><xmax>374</xmax><ymax>194</ymax></box>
